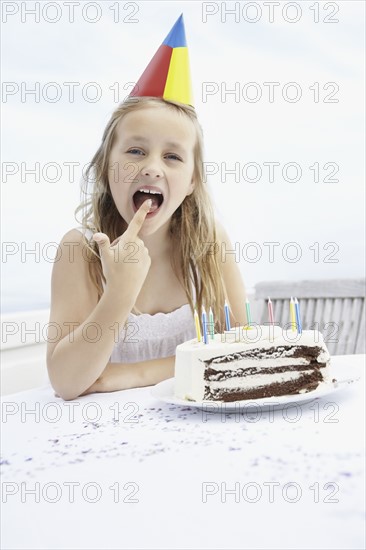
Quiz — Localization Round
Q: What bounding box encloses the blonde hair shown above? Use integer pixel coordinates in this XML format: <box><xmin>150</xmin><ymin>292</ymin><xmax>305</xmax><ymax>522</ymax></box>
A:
<box><xmin>75</xmin><ymin>96</ymin><xmax>228</xmax><ymax>330</ymax></box>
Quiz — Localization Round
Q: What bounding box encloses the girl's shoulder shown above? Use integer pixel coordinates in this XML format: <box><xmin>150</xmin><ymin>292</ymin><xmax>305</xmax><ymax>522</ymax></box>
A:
<box><xmin>58</xmin><ymin>227</ymin><xmax>97</xmax><ymax>258</ymax></box>
<box><xmin>56</xmin><ymin>228</ymin><xmax>95</xmax><ymax>259</ymax></box>
<box><xmin>72</xmin><ymin>226</ymin><xmax>95</xmax><ymax>242</ymax></box>
<box><xmin>56</xmin><ymin>227</ymin><xmax>96</xmax><ymax>272</ymax></box>
<box><xmin>52</xmin><ymin>227</ymin><xmax>99</xmax><ymax>306</ymax></box>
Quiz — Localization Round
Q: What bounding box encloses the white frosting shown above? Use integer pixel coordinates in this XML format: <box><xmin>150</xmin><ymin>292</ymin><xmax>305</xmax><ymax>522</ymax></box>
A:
<box><xmin>207</xmin><ymin>357</ymin><xmax>311</xmax><ymax>371</ymax></box>
<box><xmin>208</xmin><ymin>370</ymin><xmax>303</xmax><ymax>390</ymax></box>
<box><xmin>174</xmin><ymin>327</ymin><xmax>331</xmax><ymax>401</ymax></box>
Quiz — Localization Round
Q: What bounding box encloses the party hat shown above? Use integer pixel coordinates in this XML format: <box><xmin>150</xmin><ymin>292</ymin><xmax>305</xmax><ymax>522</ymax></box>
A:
<box><xmin>129</xmin><ymin>14</ymin><xmax>194</xmax><ymax>106</ymax></box>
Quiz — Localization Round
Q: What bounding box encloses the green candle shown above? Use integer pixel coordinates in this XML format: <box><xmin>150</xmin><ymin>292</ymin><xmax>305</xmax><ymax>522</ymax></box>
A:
<box><xmin>245</xmin><ymin>299</ymin><xmax>252</xmax><ymax>326</ymax></box>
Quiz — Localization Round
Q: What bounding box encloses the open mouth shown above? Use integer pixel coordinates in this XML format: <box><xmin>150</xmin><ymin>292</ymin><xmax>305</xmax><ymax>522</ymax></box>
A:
<box><xmin>132</xmin><ymin>188</ymin><xmax>164</xmax><ymax>214</ymax></box>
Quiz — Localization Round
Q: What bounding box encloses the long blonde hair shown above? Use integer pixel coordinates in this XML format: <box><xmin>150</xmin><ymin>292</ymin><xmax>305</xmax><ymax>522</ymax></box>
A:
<box><xmin>75</xmin><ymin>96</ymin><xmax>228</xmax><ymax>330</ymax></box>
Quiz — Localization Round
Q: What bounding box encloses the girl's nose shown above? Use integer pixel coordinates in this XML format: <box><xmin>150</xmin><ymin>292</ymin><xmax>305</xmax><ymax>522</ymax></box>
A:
<box><xmin>140</xmin><ymin>157</ymin><xmax>163</xmax><ymax>179</ymax></box>
<box><xmin>141</xmin><ymin>167</ymin><xmax>162</xmax><ymax>179</ymax></box>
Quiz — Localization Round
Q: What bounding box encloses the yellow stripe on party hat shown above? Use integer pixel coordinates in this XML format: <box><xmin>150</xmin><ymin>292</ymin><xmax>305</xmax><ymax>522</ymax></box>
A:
<box><xmin>129</xmin><ymin>14</ymin><xmax>194</xmax><ymax>106</ymax></box>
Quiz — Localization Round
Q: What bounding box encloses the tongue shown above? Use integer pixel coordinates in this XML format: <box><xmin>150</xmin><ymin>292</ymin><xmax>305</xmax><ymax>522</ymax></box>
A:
<box><xmin>134</xmin><ymin>191</ymin><xmax>160</xmax><ymax>212</ymax></box>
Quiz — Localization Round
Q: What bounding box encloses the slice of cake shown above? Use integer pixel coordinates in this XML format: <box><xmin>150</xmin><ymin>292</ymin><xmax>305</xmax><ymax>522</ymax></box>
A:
<box><xmin>174</xmin><ymin>325</ymin><xmax>331</xmax><ymax>402</ymax></box>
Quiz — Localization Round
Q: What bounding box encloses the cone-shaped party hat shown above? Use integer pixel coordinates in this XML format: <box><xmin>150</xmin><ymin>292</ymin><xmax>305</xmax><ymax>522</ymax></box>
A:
<box><xmin>129</xmin><ymin>14</ymin><xmax>194</xmax><ymax>106</ymax></box>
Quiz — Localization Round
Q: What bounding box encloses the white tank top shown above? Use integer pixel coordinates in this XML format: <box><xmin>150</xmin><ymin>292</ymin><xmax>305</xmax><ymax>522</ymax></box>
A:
<box><xmin>74</xmin><ymin>227</ymin><xmax>197</xmax><ymax>363</ymax></box>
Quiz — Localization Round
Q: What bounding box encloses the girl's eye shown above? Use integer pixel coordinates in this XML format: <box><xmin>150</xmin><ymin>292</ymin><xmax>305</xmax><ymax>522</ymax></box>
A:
<box><xmin>166</xmin><ymin>154</ymin><xmax>182</xmax><ymax>161</ymax></box>
<box><xmin>127</xmin><ymin>148</ymin><xmax>144</xmax><ymax>155</ymax></box>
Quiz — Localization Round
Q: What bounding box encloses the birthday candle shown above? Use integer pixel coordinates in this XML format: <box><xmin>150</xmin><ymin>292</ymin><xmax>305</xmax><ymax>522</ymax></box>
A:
<box><xmin>209</xmin><ymin>307</ymin><xmax>215</xmax><ymax>339</ymax></box>
<box><xmin>290</xmin><ymin>297</ymin><xmax>296</xmax><ymax>332</ymax></box>
<box><xmin>245</xmin><ymin>298</ymin><xmax>252</xmax><ymax>326</ymax></box>
<box><xmin>294</xmin><ymin>297</ymin><xmax>302</xmax><ymax>334</ymax></box>
<box><xmin>194</xmin><ymin>308</ymin><xmax>201</xmax><ymax>342</ymax></box>
<box><xmin>202</xmin><ymin>307</ymin><xmax>208</xmax><ymax>344</ymax></box>
<box><xmin>224</xmin><ymin>300</ymin><xmax>231</xmax><ymax>331</ymax></box>
<box><xmin>268</xmin><ymin>297</ymin><xmax>274</xmax><ymax>325</ymax></box>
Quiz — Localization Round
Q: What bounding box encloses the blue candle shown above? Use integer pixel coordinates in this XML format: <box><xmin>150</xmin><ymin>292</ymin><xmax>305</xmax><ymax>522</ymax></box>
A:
<box><xmin>224</xmin><ymin>300</ymin><xmax>231</xmax><ymax>331</ymax></box>
<box><xmin>202</xmin><ymin>307</ymin><xmax>208</xmax><ymax>344</ymax></box>
<box><xmin>294</xmin><ymin>297</ymin><xmax>302</xmax><ymax>334</ymax></box>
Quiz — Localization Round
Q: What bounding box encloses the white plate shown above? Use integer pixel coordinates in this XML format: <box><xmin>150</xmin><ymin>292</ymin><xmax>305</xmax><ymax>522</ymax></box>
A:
<box><xmin>150</xmin><ymin>376</ymin><xmax>360</xmax><ymax>412</ymax></box>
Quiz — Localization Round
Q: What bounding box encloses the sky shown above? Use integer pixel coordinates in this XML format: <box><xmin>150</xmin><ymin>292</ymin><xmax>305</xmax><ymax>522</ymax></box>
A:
<box><xmin>1</xmin><ymin>0</ymin><xmax>365</xmax><ymax>313</ymax></box>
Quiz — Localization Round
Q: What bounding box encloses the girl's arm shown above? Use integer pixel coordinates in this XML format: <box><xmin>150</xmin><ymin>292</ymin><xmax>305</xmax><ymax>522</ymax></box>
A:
<box><xmin>47</xmin><ymin>236</ymin><xmax>148</xmax><ymax>402</ymax></box>
<box><xmin>48</xmin><ymin>202</ymin><xmax>152</xmax><ymax>402</ymax></box>
<box><xmin>79</xmin><ymin>356</ymin><xmax>175</xmax><ymax>396</ymax></box>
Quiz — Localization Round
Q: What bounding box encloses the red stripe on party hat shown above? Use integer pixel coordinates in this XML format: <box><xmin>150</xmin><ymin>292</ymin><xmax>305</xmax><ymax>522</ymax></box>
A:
<box><xmin>130</xmin><ymin>44</ymin><xmax>172</xmax><ymax>99</ymax></box>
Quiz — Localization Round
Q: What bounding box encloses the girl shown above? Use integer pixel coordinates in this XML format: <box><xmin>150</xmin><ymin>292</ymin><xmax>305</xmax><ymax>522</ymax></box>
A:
<box><xmin>47</xmin><ymin>96</ymin><xmax>247</xmax><ymax>400</ymax></box>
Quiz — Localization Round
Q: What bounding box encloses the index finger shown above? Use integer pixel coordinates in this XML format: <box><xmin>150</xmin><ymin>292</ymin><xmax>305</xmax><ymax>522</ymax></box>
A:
<box><xmin>125</xmin><ymin>199</ymin><xmax>152</xmax><ymax>239</ymax></box>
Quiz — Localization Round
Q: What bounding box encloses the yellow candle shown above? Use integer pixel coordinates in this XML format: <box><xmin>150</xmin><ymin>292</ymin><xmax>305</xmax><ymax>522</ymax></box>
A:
<box><xmin>194</xmin><ymin>308</ymin><xmax>202</xmax><ymax>342</ymax></box>
<box><xmin>290</xmin><ymin>297</ymin><xmax>296</xmax><ymax>332</ymax></box>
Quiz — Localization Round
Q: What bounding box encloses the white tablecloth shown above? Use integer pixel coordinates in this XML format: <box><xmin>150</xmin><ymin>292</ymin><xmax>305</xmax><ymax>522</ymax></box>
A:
<box><xmin>1</xmin><ymin>355</ymin><xmax>365</xmax><ymax>550</ymax></box>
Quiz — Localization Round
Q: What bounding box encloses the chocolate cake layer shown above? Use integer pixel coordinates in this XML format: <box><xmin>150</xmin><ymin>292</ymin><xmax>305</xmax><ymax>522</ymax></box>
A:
<box><xmin>203</xmin><ymin>345</ymin><xmax>324</xmax><ymax>367</ymax></box>
<box><xmin>204</xmin><ymin>370</ymin><xmax>323</xmax><ymax>402</ymax></box>
<box><xmin>204</xmin><ymin>363</ymin><xmax>327</xmax><ymax>382</ymax></box>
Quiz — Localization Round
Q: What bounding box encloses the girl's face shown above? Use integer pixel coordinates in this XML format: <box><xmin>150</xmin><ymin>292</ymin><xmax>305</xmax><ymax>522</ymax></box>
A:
<box><xmin>108</xmin><ymin>105</ymin><xmax>196</xmax><ymax>236</ymax></box>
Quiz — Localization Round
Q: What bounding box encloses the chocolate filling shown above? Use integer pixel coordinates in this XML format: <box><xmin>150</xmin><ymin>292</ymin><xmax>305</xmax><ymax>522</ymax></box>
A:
<box><xmin>203</xmin><ymin>345</ymin><xmax>324</xmax><ymax>368</ymax></box>
<box><xmin>204</xmin><ymin>363</ymin><xmax>326</xmax><ymax>382</ymax></box>
<box><xmin>204</xmin><ymin>370</ymin><xmax>323</xmax><ymax>402</ymax></box>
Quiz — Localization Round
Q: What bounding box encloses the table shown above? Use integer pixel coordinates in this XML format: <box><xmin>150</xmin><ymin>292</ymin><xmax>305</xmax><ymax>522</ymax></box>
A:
<box><xmin>1</xmin><ymin>355</ymin><xmax>365</xmax><ymax>550</ymax></box>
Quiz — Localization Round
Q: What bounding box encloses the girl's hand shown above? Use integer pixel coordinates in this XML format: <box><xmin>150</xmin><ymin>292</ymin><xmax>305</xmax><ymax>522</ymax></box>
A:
<box><xmin>92</xmin><ymin>200</ymin><xmax>152</xmax><ymax>304</ymax></box>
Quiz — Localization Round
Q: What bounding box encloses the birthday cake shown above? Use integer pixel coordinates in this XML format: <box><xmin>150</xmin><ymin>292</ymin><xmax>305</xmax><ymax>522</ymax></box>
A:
<box><xmin>174</xmin><ymin>326</ymin><xmax>331</xmax><ymax>402</ymax></box>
